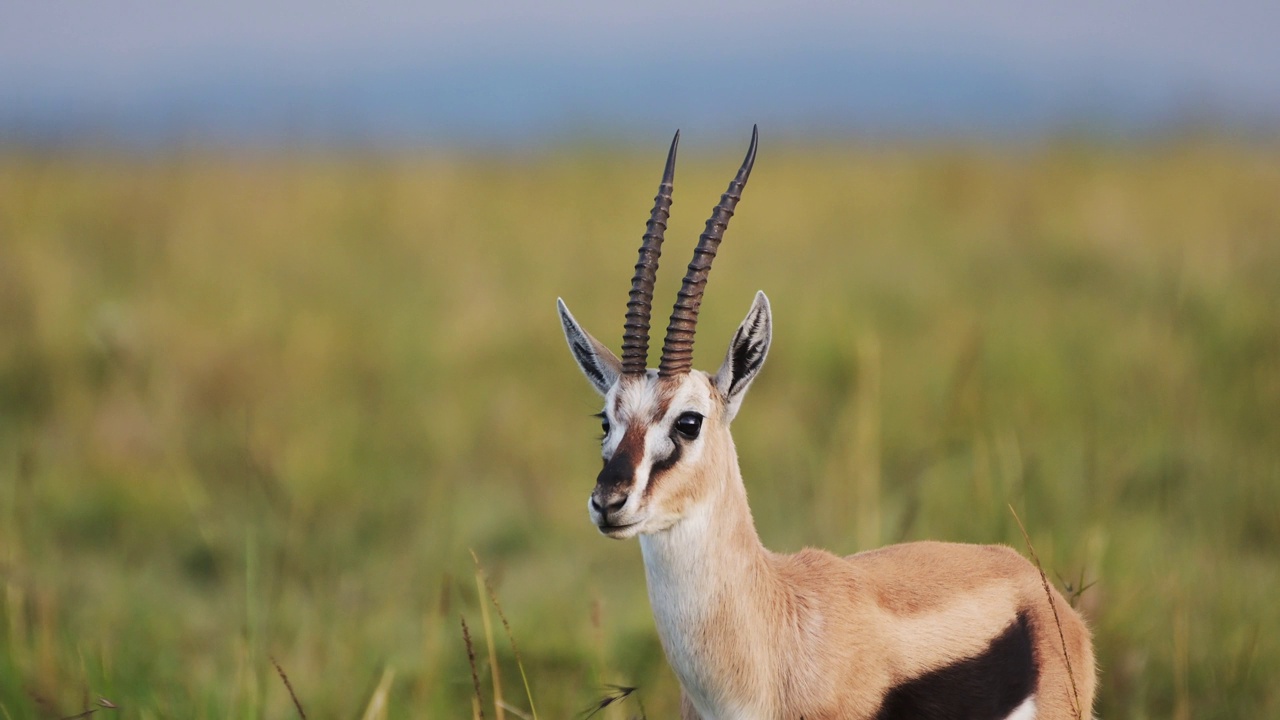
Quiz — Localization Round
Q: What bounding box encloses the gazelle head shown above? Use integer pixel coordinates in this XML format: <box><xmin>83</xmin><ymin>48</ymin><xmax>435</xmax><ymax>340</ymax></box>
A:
<box><xmin>558</xmin><ymin>128</ymin><xmax>772</xmax><ymax>539</ymax></box>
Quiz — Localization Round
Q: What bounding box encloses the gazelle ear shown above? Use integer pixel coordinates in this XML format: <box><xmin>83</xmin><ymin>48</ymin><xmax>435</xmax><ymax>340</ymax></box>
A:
<box><xmin>714</xmin><ymin>291</ymin><xmax>772</xmax><ymax>422</ymax></box>
<box><xmin>558</xmin><ymin>298</ymin><xmax>622</xmax><ymax>396</ymax></box>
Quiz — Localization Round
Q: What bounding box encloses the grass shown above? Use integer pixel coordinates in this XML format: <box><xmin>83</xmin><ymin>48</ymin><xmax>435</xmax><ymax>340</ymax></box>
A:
<box><xmin>0</xmin><ymin>136</ymin><xmax>1278</xmax><ymax>717</ymax></box>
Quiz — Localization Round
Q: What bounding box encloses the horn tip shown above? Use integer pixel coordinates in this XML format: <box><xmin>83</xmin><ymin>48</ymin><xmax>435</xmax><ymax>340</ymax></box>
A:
<box><xmin>744</xmin><ymin>125</ymin><xmax>759</xmax><ymax>170</ymax></box>
<box><xmin>664</xmin><ymin>131</ymin><xmax>680</xmax><ymax>178</ymax></box>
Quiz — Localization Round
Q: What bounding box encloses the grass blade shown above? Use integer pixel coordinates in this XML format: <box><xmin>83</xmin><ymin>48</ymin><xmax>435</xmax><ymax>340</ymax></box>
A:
<box><xmin>359</xmin><ymin>666</ymin><xmax>395</xmax><ymax>720</ymax></box>
<box><xmin>471</xmin><ymin>550</ymin><xmax>538</xmax><ymax>720</ymax></box>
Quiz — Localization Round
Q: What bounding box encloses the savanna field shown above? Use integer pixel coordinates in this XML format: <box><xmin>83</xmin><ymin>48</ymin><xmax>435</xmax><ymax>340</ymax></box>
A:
<box><xmin>1</xmin><ymin>138</ymin><xmax>1278</xmax><ymax>719</ymax></box>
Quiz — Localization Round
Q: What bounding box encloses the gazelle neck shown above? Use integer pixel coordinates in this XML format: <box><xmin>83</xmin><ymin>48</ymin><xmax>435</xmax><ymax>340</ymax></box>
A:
<box><xmin>638</xmin><ymin>441</ymin><xmax>781</xmax><ymax>717</ymax></box>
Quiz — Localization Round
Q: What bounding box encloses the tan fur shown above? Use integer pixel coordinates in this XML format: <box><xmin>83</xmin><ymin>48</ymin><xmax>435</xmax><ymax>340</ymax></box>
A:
<box><xmin>605</xmin><ymin>373</ymin><xmax>1093</xmax><ymax>720</ymax></box>
<box><xmin>561</xmin><ymin>297</ymin><xmax>1095</xmax><ymax>719</ymax></box>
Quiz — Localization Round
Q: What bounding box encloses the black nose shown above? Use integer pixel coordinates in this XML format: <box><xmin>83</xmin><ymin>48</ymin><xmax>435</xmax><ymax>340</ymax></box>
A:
<box><xmin>594</xmin><ymin>450</ymin><xmax>635</xmax><ymax>518</ymax></box>
<box><xmin>591</xmin><ymin>494</ymin><xmax>627</xmax><ymax>515</ymax></box>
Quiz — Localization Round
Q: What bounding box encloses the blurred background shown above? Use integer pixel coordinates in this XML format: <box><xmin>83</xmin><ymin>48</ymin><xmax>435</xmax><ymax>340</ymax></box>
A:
<box><xmin>1</xmin><ymin>2</ymin><xmax>1278</xmax><ymax>718</ymax></box>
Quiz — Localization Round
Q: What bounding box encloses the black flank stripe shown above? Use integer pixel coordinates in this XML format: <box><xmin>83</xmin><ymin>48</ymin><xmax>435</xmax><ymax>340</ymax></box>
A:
<box><xmin>873</xmin><ymin>611</ymin><xmax>1039</xmax><ymax>720</ymax></box>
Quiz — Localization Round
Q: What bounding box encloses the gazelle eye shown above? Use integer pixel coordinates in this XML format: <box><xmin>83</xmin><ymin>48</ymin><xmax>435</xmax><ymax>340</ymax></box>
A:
<box><xmin>674</xmin><ymin>412</ymin><xmax>703</xmax><ymax>439</ymax></box>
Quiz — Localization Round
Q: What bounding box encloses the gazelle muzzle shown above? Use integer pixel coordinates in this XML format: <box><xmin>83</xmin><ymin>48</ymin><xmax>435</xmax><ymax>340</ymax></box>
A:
<box><xmin>591</xmin><ymin>458</ymin><xmax>632</xmax><ymax>521</ymax></box>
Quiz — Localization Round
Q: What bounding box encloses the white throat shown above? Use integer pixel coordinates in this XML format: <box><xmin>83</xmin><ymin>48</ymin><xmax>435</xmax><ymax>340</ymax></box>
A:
<box><xmin>638</xmin><ymin>474</ymin><xmax>777</xmax><ymax>718</ymax></box>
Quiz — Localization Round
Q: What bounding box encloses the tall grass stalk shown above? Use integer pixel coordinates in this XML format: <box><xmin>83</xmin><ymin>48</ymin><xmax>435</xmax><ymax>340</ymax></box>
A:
<box><xmin>471</xmin><ymin>551</ymin><xmax>539</xmax><ymax>720</ymax></box>
<box><xmin>473</xmin><ymin>564</ymin><xmax>505</xmax><ymax>720</ymax></box>
<box><xmin>1009</xmin><ymin>504</ymin><xmax>1082</xmax><ymax>720</ymax></box>
<box><xmin>460</xmin><ymin>616</ymin><xmax>485</xmax><ymax>720</ymax></box>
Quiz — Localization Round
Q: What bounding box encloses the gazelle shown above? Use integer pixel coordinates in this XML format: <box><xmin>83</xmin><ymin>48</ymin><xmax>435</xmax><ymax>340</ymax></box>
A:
<box><xmin>557</xmin><ymin>128</ymin><xmax>1095</xmax><ymax>720</ymax></box>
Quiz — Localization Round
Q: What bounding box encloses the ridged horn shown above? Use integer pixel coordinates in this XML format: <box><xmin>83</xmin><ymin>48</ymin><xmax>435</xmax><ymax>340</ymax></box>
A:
<box><xmin>621</xmin><ymin>131</ymin><xmax>680</xmax><ymax>374</ymax></box>
<box><xmin>659</xmin><ymin>125</ymin><xmax>758</xmax><ymax>377</ymax></box>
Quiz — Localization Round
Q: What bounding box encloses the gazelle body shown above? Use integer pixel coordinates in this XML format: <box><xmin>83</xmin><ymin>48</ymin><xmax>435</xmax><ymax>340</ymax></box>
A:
<box><xmin>558</xmin><ymin>128</ymin><xmax>1095</xmax><ymax>720</ymax></box>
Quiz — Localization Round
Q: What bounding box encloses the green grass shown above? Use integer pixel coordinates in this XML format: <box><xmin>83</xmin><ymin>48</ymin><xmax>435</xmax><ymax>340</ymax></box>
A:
<box><xmin>1</xmin><ymin>138</ymin><xmax>1278</xmax><ymax>718</ymax></box>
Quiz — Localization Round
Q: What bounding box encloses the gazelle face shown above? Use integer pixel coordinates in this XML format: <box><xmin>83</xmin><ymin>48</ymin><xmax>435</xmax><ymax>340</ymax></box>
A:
<box><xmin>591</xmin><ymin>372</ymin><xmax>723</xmax><ymax>538</ymax></box>
<box><xmin>556</xmin><ymin>127</ymin><xmax>768</xmax><ymax>539</ymax></box>
<box><xmin>559</xmin><ymin>292</ymin><xmax>771</xmax><ymax>539</ymax></box>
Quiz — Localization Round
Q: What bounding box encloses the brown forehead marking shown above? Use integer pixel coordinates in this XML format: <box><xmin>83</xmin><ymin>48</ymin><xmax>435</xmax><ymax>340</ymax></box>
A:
<box><xmin>614</xmin><ymin>424</ymin><xmax>647</xmax><ymax>464</ymax></box>
<box><xmin>652</xmin><ymin>381</ymin><xmax>677</xmax><ymax>422</ymax></box>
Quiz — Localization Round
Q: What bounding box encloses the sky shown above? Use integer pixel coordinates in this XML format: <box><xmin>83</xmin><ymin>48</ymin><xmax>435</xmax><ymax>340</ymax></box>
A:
<box><xmin>2</xmin><ymin>1</ymin><xmax>1278</xmax><ymax>146</ymax></box>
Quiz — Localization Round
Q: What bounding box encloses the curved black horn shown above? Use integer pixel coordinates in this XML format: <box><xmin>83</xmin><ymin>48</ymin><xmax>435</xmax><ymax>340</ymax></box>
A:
<box><xmin>621</xmin><ymin>131</ymin><xmax>679</xmax><ymax>374</ymax></box>
<box><xmin>659</xmin><ymin>125</ymin><xmax>757</xmax><ymax>377</ymax></box>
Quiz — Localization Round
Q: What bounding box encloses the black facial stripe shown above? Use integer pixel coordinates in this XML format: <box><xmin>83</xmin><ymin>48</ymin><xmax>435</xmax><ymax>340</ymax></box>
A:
<box><xmin>651</xmin><ymin>442</ymin><xmax>683</xmax><ymax>476</ymax></box>
<box><xmin>873</xmin><ymin>611</ymin><xmax>1039</xmax><ymax>720</ymax></box>
<box><xmin>643</xmin><ymin>441</ymin><xmax>683</xmax><ymax>498</ymax></box>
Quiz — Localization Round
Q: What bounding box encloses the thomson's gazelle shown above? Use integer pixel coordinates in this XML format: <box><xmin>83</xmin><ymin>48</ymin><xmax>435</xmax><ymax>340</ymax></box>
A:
<box><xmin>557</xmin><ymin>128</ymin><xmax>1095</xmax><ymax>720</ymax></box>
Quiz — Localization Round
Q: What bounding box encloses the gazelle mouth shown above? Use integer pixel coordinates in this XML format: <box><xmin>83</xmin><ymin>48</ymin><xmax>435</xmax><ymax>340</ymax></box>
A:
<box><xmin>597</xmin><ymin>521</ymin><xmax>640</xmax><ymax>537</ymax></box>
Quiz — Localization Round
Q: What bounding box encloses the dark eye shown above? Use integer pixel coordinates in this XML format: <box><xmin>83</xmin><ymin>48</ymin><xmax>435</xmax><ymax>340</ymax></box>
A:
<box><xmin>674</xmin><ymin>412</ymin><xmax>703</xmax><ymax>439</ymax></box>
<box><xmin>601</xmin><ymin>417</ymin><xmax>611</xmax><ymax>435</ymax></box>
